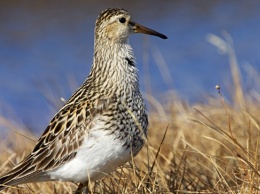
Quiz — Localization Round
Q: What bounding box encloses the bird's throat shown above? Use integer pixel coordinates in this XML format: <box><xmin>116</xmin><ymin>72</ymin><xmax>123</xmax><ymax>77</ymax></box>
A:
<box><xmin>90</xmin><ymin>42</ymin><xmax>139</xmax><ymax>97</ymax></box>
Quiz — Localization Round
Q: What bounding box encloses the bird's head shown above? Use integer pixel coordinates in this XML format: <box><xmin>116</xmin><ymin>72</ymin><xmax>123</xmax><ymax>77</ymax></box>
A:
<box><xmin>95</xmin><ymin>8</ymin><xmax>167</xmax><ymax>43</ymax></box>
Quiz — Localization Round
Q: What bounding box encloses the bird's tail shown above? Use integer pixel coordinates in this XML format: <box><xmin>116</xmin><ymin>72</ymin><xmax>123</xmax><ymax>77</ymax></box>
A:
<box><xmin>0</xmin><ymin>174</ymin><xmax>11</xmax><ymax>191</ymax></box>
<box><xmin>0</xmin><ymin>156</ymin><xmax>39</xmax><ymax>191</ymax></box>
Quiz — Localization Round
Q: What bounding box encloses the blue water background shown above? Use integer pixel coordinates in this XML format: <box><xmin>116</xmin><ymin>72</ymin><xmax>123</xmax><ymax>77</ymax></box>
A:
<box><xmin>0</xmin><ymin>1</ymin><xmax>260</xmax><ymax>133</ymax></box>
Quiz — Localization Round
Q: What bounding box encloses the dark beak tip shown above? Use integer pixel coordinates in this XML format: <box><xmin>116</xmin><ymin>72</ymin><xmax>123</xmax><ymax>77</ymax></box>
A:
<box><xmin>161</xmin><ymin>35</ymin><xmax>168</xmax><ymax>39</ymax></box>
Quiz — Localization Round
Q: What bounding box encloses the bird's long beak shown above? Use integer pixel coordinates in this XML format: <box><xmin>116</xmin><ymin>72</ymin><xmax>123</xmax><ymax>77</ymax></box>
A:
<box><xmin>130</xmin><ymin>21</ymin><xmax>167</xmax><ymax>39</ymax></box>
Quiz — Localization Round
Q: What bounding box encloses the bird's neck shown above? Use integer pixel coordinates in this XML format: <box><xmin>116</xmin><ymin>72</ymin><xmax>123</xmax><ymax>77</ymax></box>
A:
<box><xmin>88</xmin><ymin>40</ymin><xmax>139</xmax><ymax>98</ymax></box>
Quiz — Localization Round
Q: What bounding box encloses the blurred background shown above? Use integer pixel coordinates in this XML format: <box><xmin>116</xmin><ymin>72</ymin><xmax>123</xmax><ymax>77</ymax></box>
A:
<box><xmin>0</xmin><ymin>0</ymin><xmax>260</xmax><ymax>133</ymax></box>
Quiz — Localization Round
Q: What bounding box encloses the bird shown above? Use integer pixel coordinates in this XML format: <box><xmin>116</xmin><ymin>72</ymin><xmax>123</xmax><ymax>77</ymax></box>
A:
<box><xmin>0</xmin><ymin>8</ymin><xmax>167</xmax><ymax>193</ymax></box>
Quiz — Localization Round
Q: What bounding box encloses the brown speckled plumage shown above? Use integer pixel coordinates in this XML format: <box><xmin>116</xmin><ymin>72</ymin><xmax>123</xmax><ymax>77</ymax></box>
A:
<box><xmin>0</xmin><ymin>8</ymin><xmax>167</xmax><ymax>193</ymax></box>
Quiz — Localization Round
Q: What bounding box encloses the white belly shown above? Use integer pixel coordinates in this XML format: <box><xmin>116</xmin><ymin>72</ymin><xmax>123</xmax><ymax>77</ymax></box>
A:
<box><xmin>48</xmin><ymin>129</ymin><xmax>130</xmax><ymax>183</ymax></box>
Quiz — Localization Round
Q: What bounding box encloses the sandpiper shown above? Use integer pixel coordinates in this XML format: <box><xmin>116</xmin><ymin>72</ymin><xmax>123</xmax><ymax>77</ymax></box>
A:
<box><xmin>0</xmin><ymin>8</ymin><xmax>167</xmax><ymax>193</ymax></box>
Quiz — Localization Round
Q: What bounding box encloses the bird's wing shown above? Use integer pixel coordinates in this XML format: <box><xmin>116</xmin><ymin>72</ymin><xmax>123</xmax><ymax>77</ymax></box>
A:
<box><xmin>0</xmin><ymin>96</ymin><xmax>110</xmax><ymax>186</ymax></box>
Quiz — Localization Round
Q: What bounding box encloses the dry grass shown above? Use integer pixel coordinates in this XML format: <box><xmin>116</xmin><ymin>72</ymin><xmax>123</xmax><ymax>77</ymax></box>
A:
<box><xmin>1</xmin><ymin>34</ymin><xmax>260</xmax><ymax>193</ymax></box>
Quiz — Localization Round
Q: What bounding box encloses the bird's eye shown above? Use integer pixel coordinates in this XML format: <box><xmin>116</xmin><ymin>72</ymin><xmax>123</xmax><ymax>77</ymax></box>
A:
<box><xmin>119</xmin><ymin>17</ymin><xmax>126</xmax><ymax>23</ymax></box>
